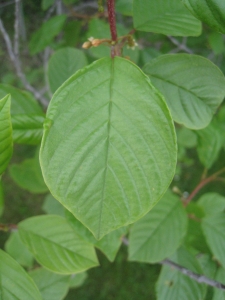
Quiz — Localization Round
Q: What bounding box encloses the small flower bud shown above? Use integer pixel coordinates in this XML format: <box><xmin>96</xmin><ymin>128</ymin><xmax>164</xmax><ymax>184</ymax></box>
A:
<box><xmin>92</xmin><ymin>39</ymin><xmax>102</xmax><ymax>47</ymax></box>
<box><xmin>82</xmin><ymin>41</ymin><xmax>92</xmax><ymax>49</ymax></box>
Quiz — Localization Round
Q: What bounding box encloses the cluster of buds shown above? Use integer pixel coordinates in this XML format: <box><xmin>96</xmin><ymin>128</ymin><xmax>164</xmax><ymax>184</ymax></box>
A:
<box><xmin>126</xmin><ymin>36</ymin><xmax>138</xmax><ymax>50</ymax></box>
<box><xmin>82</xmin><ymin>37</ymin><xmax>109</xmax><ymax>49</ymax></box>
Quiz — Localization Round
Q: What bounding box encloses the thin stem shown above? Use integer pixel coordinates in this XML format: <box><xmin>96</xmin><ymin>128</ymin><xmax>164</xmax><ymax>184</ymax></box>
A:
<box><xmin>107</xmin><ymin>0</ymin><xmax>117</xmax><ymax>41</ymax></box>
<box><xmin>184</xmin><ymin>167</ymin><xmax>225</xmax><ymax>206</ymax></box>
<box><xmin>161</xmin><ymin>259</ymin><xmax>225</xmax><ymax>291</ymax></box>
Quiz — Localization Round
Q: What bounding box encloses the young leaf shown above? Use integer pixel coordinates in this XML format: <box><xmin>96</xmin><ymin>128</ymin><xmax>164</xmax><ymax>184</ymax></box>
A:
<box><xmin>9</xmin><ymin>149</ymin><xmax>48</xmax><ymax>193</ymax></box>
<box><xmin>12</xmin><ymin>114</ymin><xmax>45</xmax><ymax>145</ymax></box>
<box><xmin>48</xmin><ymin>47</ymin><xmax>88</xmax><ymax>93</ymax></box>
<box><xmin>40</xmin><ymin>57</ymin><xmax>177</xmax><ymax>239</ymax></box>
<box><xmin>182</xmin><ymin>0</ymin><xmax>225</xmax><ymax>34</ymax></box>
<box><xmin>0</xmin><ymin>84</ymin><xmax>43</xmax><ymax>115</ymax></box>
<box><xmin>196</xmin><ymin>120</ymin><xmax>224</xmax><ymax>169</ymax></box>
<box><xmin>0</xmin><ymin>94</ymin><xmax>13</xmax><ymax>176</ymax></box>
<box><xmin>66</xmin><ymin>210</ymin><xmax>127</xmax><ymax>262</ymax></box>
<box><xmin>5</xmin><ymin>231</ymin><xmax>34</xmax><ymax>268</ymax></box>
<box><xmin>29</xmin><ymin>15</ymin><xmax>66</xmax><ymax>55</ymax></box>
<box><xmin>128</xmin><ymin>191</ymin><xmax>188</xmax><ymax>263</ymax></box>
<box><xmin>0</xmin><ymin>249</ymin><xmax>42</xmax><ymax>300</ymax></box>
<box><xmin>202</xmin><ymin>213</ymin><xmax>225</xmax><ymax>269</ymax></box>
<box><xmin>18</xmin><ymin>215</ymin><xmax>99</xmax><ymax>274</ymax></box>
<box><xmin>156</xmin><ymin>247</ymin><xmax>205</xmax><ymax>300</ymax></box>
<box><xmin>143</xmin><ymin>54</ymin><xmax>225</xmax><ymax>129</ymax></box>
<box><xmin>29</xmin><ymin>268</ymin><xmax>70</xmax><ymax>300</ymax></box>
<box><xmin>133</xmin><ymin>0</ymin><xmax>201</xmax><ymax>36</ymax></box>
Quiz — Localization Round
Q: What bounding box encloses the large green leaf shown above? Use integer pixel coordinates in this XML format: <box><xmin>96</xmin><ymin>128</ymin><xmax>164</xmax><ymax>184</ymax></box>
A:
<box><xmin>182</xmin><ymin>0</ymin><xmax>225</xmax><ymax>34</ymax></box>
<box><xmin>5</xmin><ymin>231</ymin><xmax>34</xmax><ymax>268</ymax></box>
<box><xmin>213</xmin><ymin>267</ymin><xmax>225</xmax><ymax>300</ymax></box>
<box><xmin>0</xmin><ymin>249</ymin><xmax>42</xmax><ymax>300</ymax></box>
<box><xmin>48</xmin><ymin>47</ymin><xmax>88</xmax><ymax>93</ymax></box>
<box><xmin>9</xmin><ymin>149</ymin><xmax>48</xmax><ymax>193</ymax></box>
<box><xmin>29</xmin><ymin>268</ymin><xmax>70</xmax><ymax>300</ymax></box>
<box><xmin>196</xmin><ymin>120</ymin><xmax>224</xmax><ymax>168</ymax></box>
<box><xmin>133</xmin><ymin>0</ymin><xmax>201</xmax><ymax>36</ymax></box>
<box><xmin>202</xmin><ymin>213</ymin><xmax>225</xmax><ymax>269</ymax></box>
<box><xmin>0</xmin><ymin>84</ymin><xmax>42</xmax><ymax>115</ymax></box>
<box><xmin>12</xmin><ymin>114</ymin><xmax>45</xmax><ymax>145</ymax></box>
<box><xmin>143</xmin><ymin>54</ymin><xmax>225</xmax><ymax>129</ymax></box>
<box><xmin>0</xmin><ymin>94</ymin><xmax>13</xmax><ymax>176</ymax></box>
<box><xmin>156</xmin><ymin>247</ymin><xmax>205</xmax><ymax>300</ymax></box>
<box><xmin>128</xmin><ymin>191</ymin><xmax>188</xmax><ymax>263</ymax></box>
<box><xmin>18</xmin><ymin>215</ymin><xmax>99</xmax><ymax>274</ymax></box>
<box><xmin>40</xmin><ymin>57</ymin><xmax>177</xmax><ymax>239</ymax></box>
<box><xmin>66</xmin><ymin>211</ymin><xmax>127</xmax><ymax>262</ymax></box>
<box><xmin>29</xmin><ymin>15</ymin><xmax>66</xmax><ymax>55</ymax></box>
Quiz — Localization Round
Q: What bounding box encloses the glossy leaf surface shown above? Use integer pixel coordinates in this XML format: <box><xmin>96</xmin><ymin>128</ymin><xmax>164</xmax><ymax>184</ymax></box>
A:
<box><xmin>133</xmin><ymin>0</ymin><xmax>201</xmax><ymax>36</ymax></box>
<box><xmin>128</xmin><ymin>191</ymin><xmax>188</xmax><ymax>263</ymax></box>
<box><xmin>143</xmin><ymin>54</ymin><xmax>225</xmax><ymax>129</ymax></box>
<box><xmin>0</xmin><ymin>250</ymin><xmax>42</xmax><ymax>300</ymax></box>
<box><xmin>18</xmin><ymin>215</ymin><xmax>99</xmax><ymax>274</ymax></box>
<box><xmin>0</xmin><ymin>94</ymin><xmax>13</xmax><ymax>175</ymax></box>
<box><xmin>183</xmin><ymin>0</ymin><xmax>225</xmax><ymax>34</ymax></box>
<box><xmin>40</xmin><ymin>57</ymin><xmax>177</xmax><ymax>239</ymax></box>
<box><xmin>12</xmin><ymin>114</ymin><xmax>45</xmax><ymax>145</ymax></box>
<box><xmin>48</xmin><ymin>47</ymin><xmax>88</xmax><ymax>93</ymax></box>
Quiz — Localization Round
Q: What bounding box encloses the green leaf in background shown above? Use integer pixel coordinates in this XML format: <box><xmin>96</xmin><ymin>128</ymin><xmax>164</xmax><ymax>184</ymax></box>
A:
<box><xmin>12</xmin><ymin>114</ymin><xmax>45</xmax><ymax>145</ymax></box>
<box><xmin>202</xmin><ymin>213</ymin><xmax>225</xmax><ymax>269</ymax></box>
<box><xmin>66</xmin><ymin>210</ymin><xmax>127</xmax><ymax>262</ymax></box>
<box><xmin>213</xmin><ymin>267</ymin><xmax>225</xmax><ymax>300</ymax></box>
<box><xmin>182</xmin><ymin>0</ymin><xmax>225</xmax><ymax>34</ymax></box>
<box><xmin>176</xmin><ymin>127</ymin><xmax>197</xmax><ymax>148</ymax></box>
<box><xmin>18</xmin><ymin>215</ymin><xmax>99</xmax><ymax>274</ymax></box>
<box><xmin>128</xmin><ymin>191</ymin><xmax>188</xmax><ymax>263</ymax></box>
<box><xmin>133</xmin><ymin>0</ymin><xmax>201</xmax><ymax>36</ymax></box>
<box><xmin>40</xmin><ymin>57</ymin><xmax>177</xmax><ymax>239</ymax></box>
<box><xmin>29</xmin><ymin>15</ymin><xmax>66</xmax><ymax>55</ymax></box>
<box><xmin>196</xmin><ymin>120</ymin><xmax>224</xmax><ymax>169</ymax></box>
<box><xmin>156</xmin><ymin>247</ymin><xmax>205</xmax><ymax>300</ymax></box>
<box><xmin>198</xmin><ymin>193</ymin><xmax>225</xmax><ymax>215</ymax></box>
<box><xmin>5</xmin><ymin>231</ymin><xmax>34</xmax><ymax>268</ymax></box>
<box><xmin>0</xmin><ymin>249</ymin><xmax>42</xmax><ymax>300</ymax></box>
<box><xmin>48</xmin><ymin>47</ymin><xmax>88</xmax><ymax>94</ymax></box>
<box><xmin>0</xmin><ymin>94</ymin><xmax>13</xmax><ymax>176</ymax></box>
<box><xmin>197</xmin><ymin>254</ymin><xmax>217</xmax><ymax>280</ymax></box>
<box><xmin>63</xmin><ymin>21</ymin><xmax>81</xmax><ymax>47</ymax></box>
<box><xmin>143</xmin><ymin>54</ymin><xmax>225</xmax><ymax>129</ymax></box>
<box><xmin>208</xmin><ymin>32</ymin><xmax>225</xmax><ymax>55</ymax></box>
<box><xmin>0</xmin><ymin>84</ymin><xmax>43</xmax><ymax>114</ymax></box>
<box><xmin>0</xmin><ymin>181</ymin><xmax>4</xmax><ymax>216</ymax></box>
<box><xmin>42</xmin><ymin>193</ymin><xmax>65</xmax><ymax>216</ymax></box>
<box><xmin>41</xmin><ymin>0</ymin><xmax>55</xmax><ymax>10</ymax></box>
<box><xmin>116</xmin><ymin>0</ymin><xmax>133</xmax><ymax>16</ymax></box>
<box><xmin>29</xmin><ymin>268</ymin><xmax>70</xmax><ymax>300</ymax></box>
<box><xmin>9</xmin><ymin>148</ymin><xmax>48</xmax><ymax>193</ymax></box>
<box><xmin>69</xmin><ymin>272</ymin><xmax>87</xmax><ymax>289</ymax></box>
